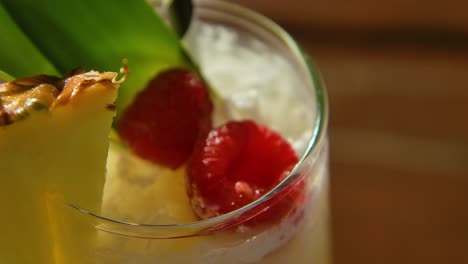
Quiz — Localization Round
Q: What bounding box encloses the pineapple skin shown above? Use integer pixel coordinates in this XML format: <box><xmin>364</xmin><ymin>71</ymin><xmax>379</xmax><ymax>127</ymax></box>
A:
<box><xmin>0</xmin><ymin>78</ymin><xmax>119</xmax><ymax>263</ymax></box>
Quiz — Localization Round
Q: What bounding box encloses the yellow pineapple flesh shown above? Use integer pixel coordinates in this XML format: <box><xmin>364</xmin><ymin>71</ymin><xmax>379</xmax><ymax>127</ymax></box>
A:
<box><xmin>0</xmin><ymin>69</ymin><xmax>123</xmax><ymax>263</ymax></box>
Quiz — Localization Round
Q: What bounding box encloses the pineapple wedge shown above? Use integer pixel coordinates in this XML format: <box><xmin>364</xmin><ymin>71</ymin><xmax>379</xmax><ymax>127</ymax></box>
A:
<box><xmin>0</xmin><ymin>68</ymin><xmax>124</xmax><ymax>263</ymax></box>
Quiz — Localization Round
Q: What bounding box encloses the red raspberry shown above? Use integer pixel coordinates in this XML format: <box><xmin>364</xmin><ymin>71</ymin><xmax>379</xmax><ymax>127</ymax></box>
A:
<box><xmin>187</xmin><ymin>120</ymin><xmax>301</xmax><ymax>224</ymax></box>
<box><xmin>118</xmin><ymin>68</ymin><xmax>213</xmax><ymax>169</ymax></box>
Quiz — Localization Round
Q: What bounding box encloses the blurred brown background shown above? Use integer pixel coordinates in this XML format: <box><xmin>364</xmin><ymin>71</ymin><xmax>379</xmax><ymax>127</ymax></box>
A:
<box><xmin>228</xmin><ymin>1</ymin><xmax>468</xmax><ymax>263</ymax></box>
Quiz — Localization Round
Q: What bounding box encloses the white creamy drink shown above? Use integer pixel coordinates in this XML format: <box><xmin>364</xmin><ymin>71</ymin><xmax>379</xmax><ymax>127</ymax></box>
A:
<box><xmin>55</xmin><ymin>1</ymin><xmax>330</xmax><ymax>263</ymax></box>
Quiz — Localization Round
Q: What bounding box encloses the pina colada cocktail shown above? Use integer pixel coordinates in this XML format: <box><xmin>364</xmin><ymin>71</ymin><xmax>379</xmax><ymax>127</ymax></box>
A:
<box><xmin>0</xmin><ymin>1</ymin><xmax>329</xmax><ymax>263</ymax></box>
<box><xmin>66</xmin><ymin>1</ymin><xmax>329</xmax><ymax>263</ymax></box>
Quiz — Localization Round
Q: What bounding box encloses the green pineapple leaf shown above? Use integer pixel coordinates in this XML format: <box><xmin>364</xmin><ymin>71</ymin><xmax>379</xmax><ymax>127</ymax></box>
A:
<box><xmin>0</xmin><ymin>2</ymin><xmax>59</xmax><ymax>79</ymax></box>
<box><xmin>0</xmin><ymin>0</ymin><xmax>193</xmax><ymax>118</ymax></box>
<box><xmin>0</xmin><ymin>70</ymin><xmax>14</xmax><ymax>81</ymax></box>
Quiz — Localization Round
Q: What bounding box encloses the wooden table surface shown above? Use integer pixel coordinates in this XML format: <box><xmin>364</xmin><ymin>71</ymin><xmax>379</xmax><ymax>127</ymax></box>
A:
<box><xmin>309</xmin><ymin>41</ymin><xmax>468</xmax><ymax>264</ymax></box>
<box><xmin>227</xmin><ymin>1</ymin><xmax>468</xmax><ymax>263</ymax></box>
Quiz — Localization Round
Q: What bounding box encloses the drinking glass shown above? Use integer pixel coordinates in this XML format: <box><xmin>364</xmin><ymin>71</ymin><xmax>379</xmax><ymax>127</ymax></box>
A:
<box><xmin>52</xmin><ymin>0</ymin><xmax>330</xmax><ymax>263</ymax></box>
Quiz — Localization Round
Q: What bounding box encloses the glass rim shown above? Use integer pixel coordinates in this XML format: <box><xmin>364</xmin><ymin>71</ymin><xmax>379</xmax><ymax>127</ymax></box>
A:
<box><xmin>69</xmin><ymin>0</ymin><xmax>329</xmax><ymax>237</ymax></box>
